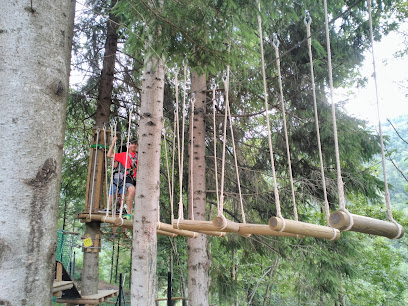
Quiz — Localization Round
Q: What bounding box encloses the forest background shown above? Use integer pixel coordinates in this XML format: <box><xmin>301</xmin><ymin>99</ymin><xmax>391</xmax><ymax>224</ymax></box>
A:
<box><xmin>57</xmin><ymin>0</ymin><xmax>408</xmax><ymax>305</ymax></box>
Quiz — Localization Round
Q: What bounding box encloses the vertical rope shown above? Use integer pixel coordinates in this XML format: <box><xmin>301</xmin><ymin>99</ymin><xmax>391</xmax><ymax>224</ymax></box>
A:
<box><xmin>257</xmin><ymin>0</ymin><xmax>282</xmax><ymax>223</ymax></box>
<box><xmin>304</xmin><ymin>12</ymin><xmax>331</xmax><ymax>225</ymax></box>
<box><xmin>103</xmin><ymin>124</ymin><xmax>109</xmax><ymax>211</ymax></box>
<box><xmin>174</xmin><ymin>72</ymin><xmax>182</xmax><ymax>222</ymax></box>
<box><xmin>106</xmin><ymin>120</ymin><xmax>117</xmax><ymax>219</ymax></box>
<box><xmin>227</xmin><ymin>102</ymin><xmax>247</xmax><ymax>224</ymax></box>
<box><xmin>323</xmin><ymin>0</ymin><xmax>346</xmax><ymax>209</ymax></box>
<box><xmin>177</xmin><ymin>65</ymin><xmax>188</xmax><ymax>224</ymax></box>
<box><xmin>219</xmin><ymin>69</ymin><xmax>230</xmax><ymax>217</ymax></box>
<box><xmin>323</xmin><ymin>0</ymin><xmax>353</xmax><ymax>231</ymax></box>
<box><xmin>89</xmin><ymin>128</ymin><xmax>100</xmax><ymax>220</ymax></box>
<box><xmin>113</xmin><ymin>134</ymin><xmax>125</xmax><ymax>217</ymax></box>
<box><xmin>163</xmin><ymin>129</ymin><xmax>171</xmax><ymax>223</ymax></box>
<box><xmin>171</xmin><ymin>117</ymin><xmax>176</xmax><ymax>223</ymax></box>
<box><xmin>212</xmin><ymin>82</ymin><xmax>220</xmax><ymax>213</ymax></box>
<box><xmin>190</xmin><ymin>94</ymin><xmax>196</xmax><ymax>220</ymax></box>
<box><xmin>367</xmin><ymin>0</ymin><xmax>401</xmax><ymax>238</ymax></box>
<box><xmin>118</xmin><ymin>105</ymin><xmax>133</xmax><ymax>219</ymax></box>
<box><xmin>272</xmin><ymin>33</ymin><xmax>298</xmax><ymax>221</ymax></box>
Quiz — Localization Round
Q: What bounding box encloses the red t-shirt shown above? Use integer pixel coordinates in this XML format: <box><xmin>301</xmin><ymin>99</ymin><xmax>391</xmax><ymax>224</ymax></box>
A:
<box><xmin>114</xmin><ymin>152</ymin><xmax>137</xmax><ymax>178</ymax></box>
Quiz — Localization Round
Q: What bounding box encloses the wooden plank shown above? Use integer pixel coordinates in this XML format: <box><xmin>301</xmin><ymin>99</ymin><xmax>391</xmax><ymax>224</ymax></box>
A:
<box><xmin>52</xmin><ymin>281</ymin><xmax>74</xmax><ymax>293</ymax></box>
<box><xmin>55</xmin><ymin>262</ymin><xmax>62</xmax><ymax>282</ymax></box>
<box><xmin>56</xmin><ymin>289</ymin><xmax>118</xmax><ymax>305</ymax></box>
<box><xmin>84</xmin><ymin>142</ymin><xmax>94</xmax><ymax>212</ymax></box>
<box><xmin>329</xmin><ymin>211</ymin><xmax>404</xmax><ymax>239</ymax></box>
<box><xmin>269</xmin><ymin>217</ymin><xmax>340</xmax><ymax>240</ymax></box>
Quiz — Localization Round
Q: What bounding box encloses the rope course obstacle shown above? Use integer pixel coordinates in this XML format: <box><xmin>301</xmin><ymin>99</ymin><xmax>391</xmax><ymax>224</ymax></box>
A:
<box><xmin>328</xmin><ymin>0</ymin><xmax>404</xmax><ymax>239</ymax></box>
<box><xmin>76</xmin><ymin>0</ymin><xmax>403</xmax><ymax>243</ymax></box>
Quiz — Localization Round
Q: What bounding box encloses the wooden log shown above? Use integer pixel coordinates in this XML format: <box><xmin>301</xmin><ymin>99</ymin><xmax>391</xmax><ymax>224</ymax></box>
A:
<box><xmin>173</xmin><ymin>219</ymin><xmax>221</xmax><ymax>232</ymax></box>
<box><xmin>269</xmin><ymin>217</ymin><xmax>340</xmax><ymax>240</ymax></box>
<box><xmin>212</xmin><ymin>216</ymin><xmax>240</xmax><ymax>232</ymax></box>
<box><xmin>157</xmin><ymin>222</ymin><xmax>198</xmax><ymax>238</ymax></box>
<box><xmin>157</xmin><ymin>230</ymin><xmax>177</xmax><ymax>237</ymax></box>
<box><xmin>329</xmin><ymin>211</ymin><xmax>404</xmax><ymax>239</ymax></box>
<box><xmin>77</xmin><ymin>213</ymin><xmax>198</xmax><ymax>238</ymax></box>
<box><xmin>198</xmin><ymin>230</ymin><xmax>227</xmax><ymax>237</ymax></box>
<box><xmin>238</xmin><ymin>223</ymin><xmax>302</xmax><ymax>238</ymax></box>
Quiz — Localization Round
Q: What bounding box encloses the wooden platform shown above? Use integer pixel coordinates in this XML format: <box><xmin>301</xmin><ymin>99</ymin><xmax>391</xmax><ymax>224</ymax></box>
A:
<box><xmin>56</xmin><ymin>289</ymin><xmax>118</xmax><ymax>304</ymax></box>
<box><xmin>52</xmin><ymin>281</ymin><xmax>74</xmax><ymax>297</ymax></box>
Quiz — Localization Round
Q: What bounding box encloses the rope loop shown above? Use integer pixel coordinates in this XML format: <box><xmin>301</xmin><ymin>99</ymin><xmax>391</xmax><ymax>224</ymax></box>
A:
<box><xmin>278</xmin><ymin>215</ymin><xmax>286</xmax><ymax>232</ymax></box>
<box><xmin>391</xmin><ymin>219</ymin><xmax>403</xmax><ymax>239</ymax></box>
<box><xmin>304</xmin><ymin>10</ymin><xmax>312</xmax><ymax>25</ymax></box>
<box><xmin>272</xmin><ymin>33</ymin><xmax>279</xmax><ymax>49</ymax></box>
<box><xmin>219</xmin><ymin>214</ymin><xmax>228</xmax><ymax>231</ymax></box>
<box><xmin>329</xmin><ymin>228</ymin><xmax>338</xmax><ymax>241</ymax></box>
<box><xmin>339</xmin><ymin>208</ymin><xmax>354</xmax><ymax>231</ymax></box>
<box><xmin>118</xmin><ymin>217</ymin><xmax>124</xmax><ymax>226</ymax></box>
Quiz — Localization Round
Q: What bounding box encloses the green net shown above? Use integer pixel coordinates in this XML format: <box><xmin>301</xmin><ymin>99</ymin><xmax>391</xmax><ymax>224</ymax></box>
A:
<box><xmin>56</xmin><ymin>229</ymin><xmax>80</xmax><ymax>277</ymax></box>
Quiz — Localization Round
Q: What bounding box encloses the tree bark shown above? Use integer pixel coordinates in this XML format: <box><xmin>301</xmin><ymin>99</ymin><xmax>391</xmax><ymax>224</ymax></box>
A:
<box><xmin>82</xmin><ymin>0</ymin><xmax>120</xmax><ymax>296</ymax></box>
<box><xmin>0</xmin><ymin>1</ymin><xmax>72</xmax><ymax>305</ymax></box>
<box><xmin>131</xmin><ymin>55</ymin><xmax>164</xmax><ymax>305</ymax></box>
<box><xmin>188</xmin><ymin>71</ymin><xmax>209</xmax><ymax>305</ymax></box>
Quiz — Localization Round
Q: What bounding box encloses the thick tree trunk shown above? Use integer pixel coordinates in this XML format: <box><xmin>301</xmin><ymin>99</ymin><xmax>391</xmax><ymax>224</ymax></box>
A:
<box><xmin>82</xmin><ymin>1</ymin><xmax>119</xmax><ymax>296</ymax></box>
<box><xmin>188</xmin><ymin>71</ymin><xmax>209</xmax><ymax>305</ymax></box>
<box><xmin>0</xmin><ymin>1</ymin><xmax>72</xmax><ymax>305</ymax></box>
<box><xmin>131</xmin><ymin>56</ymin><xmax>164</xmax><ymax>305</ymax></box>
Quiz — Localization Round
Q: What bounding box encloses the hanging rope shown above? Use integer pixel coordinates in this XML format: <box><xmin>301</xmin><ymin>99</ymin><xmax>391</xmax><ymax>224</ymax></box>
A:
<box><xmin>103</xmin><ymin>123</ymin><xmax>109</xmax><ymax>213</ymax></box>
<box><xmin>219</xmin><ymin>70</ymin><xmax>230</xmax><ymax>217</ymax></box>
<box><xmin>189</xmin><ymin>94</ymin><xmax>196</xmax><ymax>220</ymax></box>
<box><xmin>367</xmin><ymin>0</ymin><xmax>402</xmax><ymax>238</ymax></box>
<box><xmin>304</xmin><ymin>11</ymin><xmax>331</xmax><ymax>225</ymax></box>
<box><xmin>227</xmin><ymin>100</ymin><xmax>247</xmax><ymax>224</ymax></box>
<box><xmin>105</xmin><ymin>120</ymin><xmax>117</xmax><ymax>219</ymax></box>
<box><xmin>163</xmin><ymin>129</ymin><xmax>170</xmax><ymax>223</ymax></box>
<box><xmin>323</xmin><ymin>0</ymin><xmax>353</xmax><ymax>230</ymax></box>
<box><xmin>176</xmin><ymin>65</ymin><xmax>188</xmax><ymax>226</ymax></box>
<box><xmin>257</xmin><ymin>0</ymin><xmax>284</xmax><ymax>230</ymax></box>
<box><xmin>89</xmin><ymin>127</ymin><xmax>100</xmax><ymax>220</ymax></box>
<box><xmin>117</xmin><ymin>105</ymin><xmax>133</xmax><ymax>222</ymax></box>
<box><xmin>272</xmin><ymin>33</ymin><xmax>298</xmax><ymax>222</ymax></box>
<box><xmin>171</xmin><ymin>114</ymin><xmax>176</xmax><ymax>223</ymax></box>
<box><xmin>211</xmin><ymin>81</ymin><xmax>220</xmax><ymax>212</ymax></box>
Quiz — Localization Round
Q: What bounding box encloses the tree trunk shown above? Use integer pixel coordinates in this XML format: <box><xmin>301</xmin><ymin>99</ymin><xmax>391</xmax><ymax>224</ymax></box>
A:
<box><xmin>131</xmin><ymin>55</ymin><xmax>164</xmax><ymax>305</ymax></box>
<box><xmin>82</xmin><ymin>0</ymin><xmax>120</xmax><ymax>296</ymax></box>
<box><xmin>0</xmin><ymin>1</ymin><xmax>72</xmax><ymax>305</ymax></box>
<box><xmin>188</xmin><ymin>71</ymin><xmax>209</xmax><ymax>305</ymax></box>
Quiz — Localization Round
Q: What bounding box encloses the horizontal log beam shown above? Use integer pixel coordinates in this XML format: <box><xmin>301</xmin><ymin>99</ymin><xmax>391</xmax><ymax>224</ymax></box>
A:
<box><xmin>157</xmin><ymin>222</ymin><xmax>198</xmax><ymax>238</ymax></box>
<box><xmin>77</xmin><ymin>213</ymin><xmax>197</xmax><ymax>238</ymax></box>
<box><xmin>173</xmin><ymin>219</ymin><xmax>221</xmax><ymax>232</ymax></box>
<box><xmin>269</xmin><ymin>217</ymin><xmax>340</xmax><ymax>241</ymax></box>
<box><xmin>238</xmin><ymin>223</ymin><xmax>302</xmax><ymax>238</ymax></box>
<box><xmin>329</xmin><ymin>211</ymin><xmax>404</xmax><ymax>239</ymax></box>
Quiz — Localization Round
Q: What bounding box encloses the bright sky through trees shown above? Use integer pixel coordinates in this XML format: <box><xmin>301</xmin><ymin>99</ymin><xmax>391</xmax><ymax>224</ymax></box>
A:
<box><xmin>343</xmin><ymin>24</ymin><xmax>408</xmax><ymax>124</ymax></box>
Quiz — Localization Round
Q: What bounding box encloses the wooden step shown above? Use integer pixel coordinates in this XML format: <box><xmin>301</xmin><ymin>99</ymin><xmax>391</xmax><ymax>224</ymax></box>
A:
<box><xmin>52</xmin><ymin>280</ymin><xmax>74</xmax><ymax>297</ymax></box>
<box><xmin>56</xmin><ymin>289</ymin><xmax>119</xmax><ymax>304</ymax></box>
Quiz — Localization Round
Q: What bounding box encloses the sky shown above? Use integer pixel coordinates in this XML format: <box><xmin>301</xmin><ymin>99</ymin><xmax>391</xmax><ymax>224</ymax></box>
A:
<box><xmin>342</xmin><ymin>26</ymin><xmax>408</xmax><ymax>125</ymax></box>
